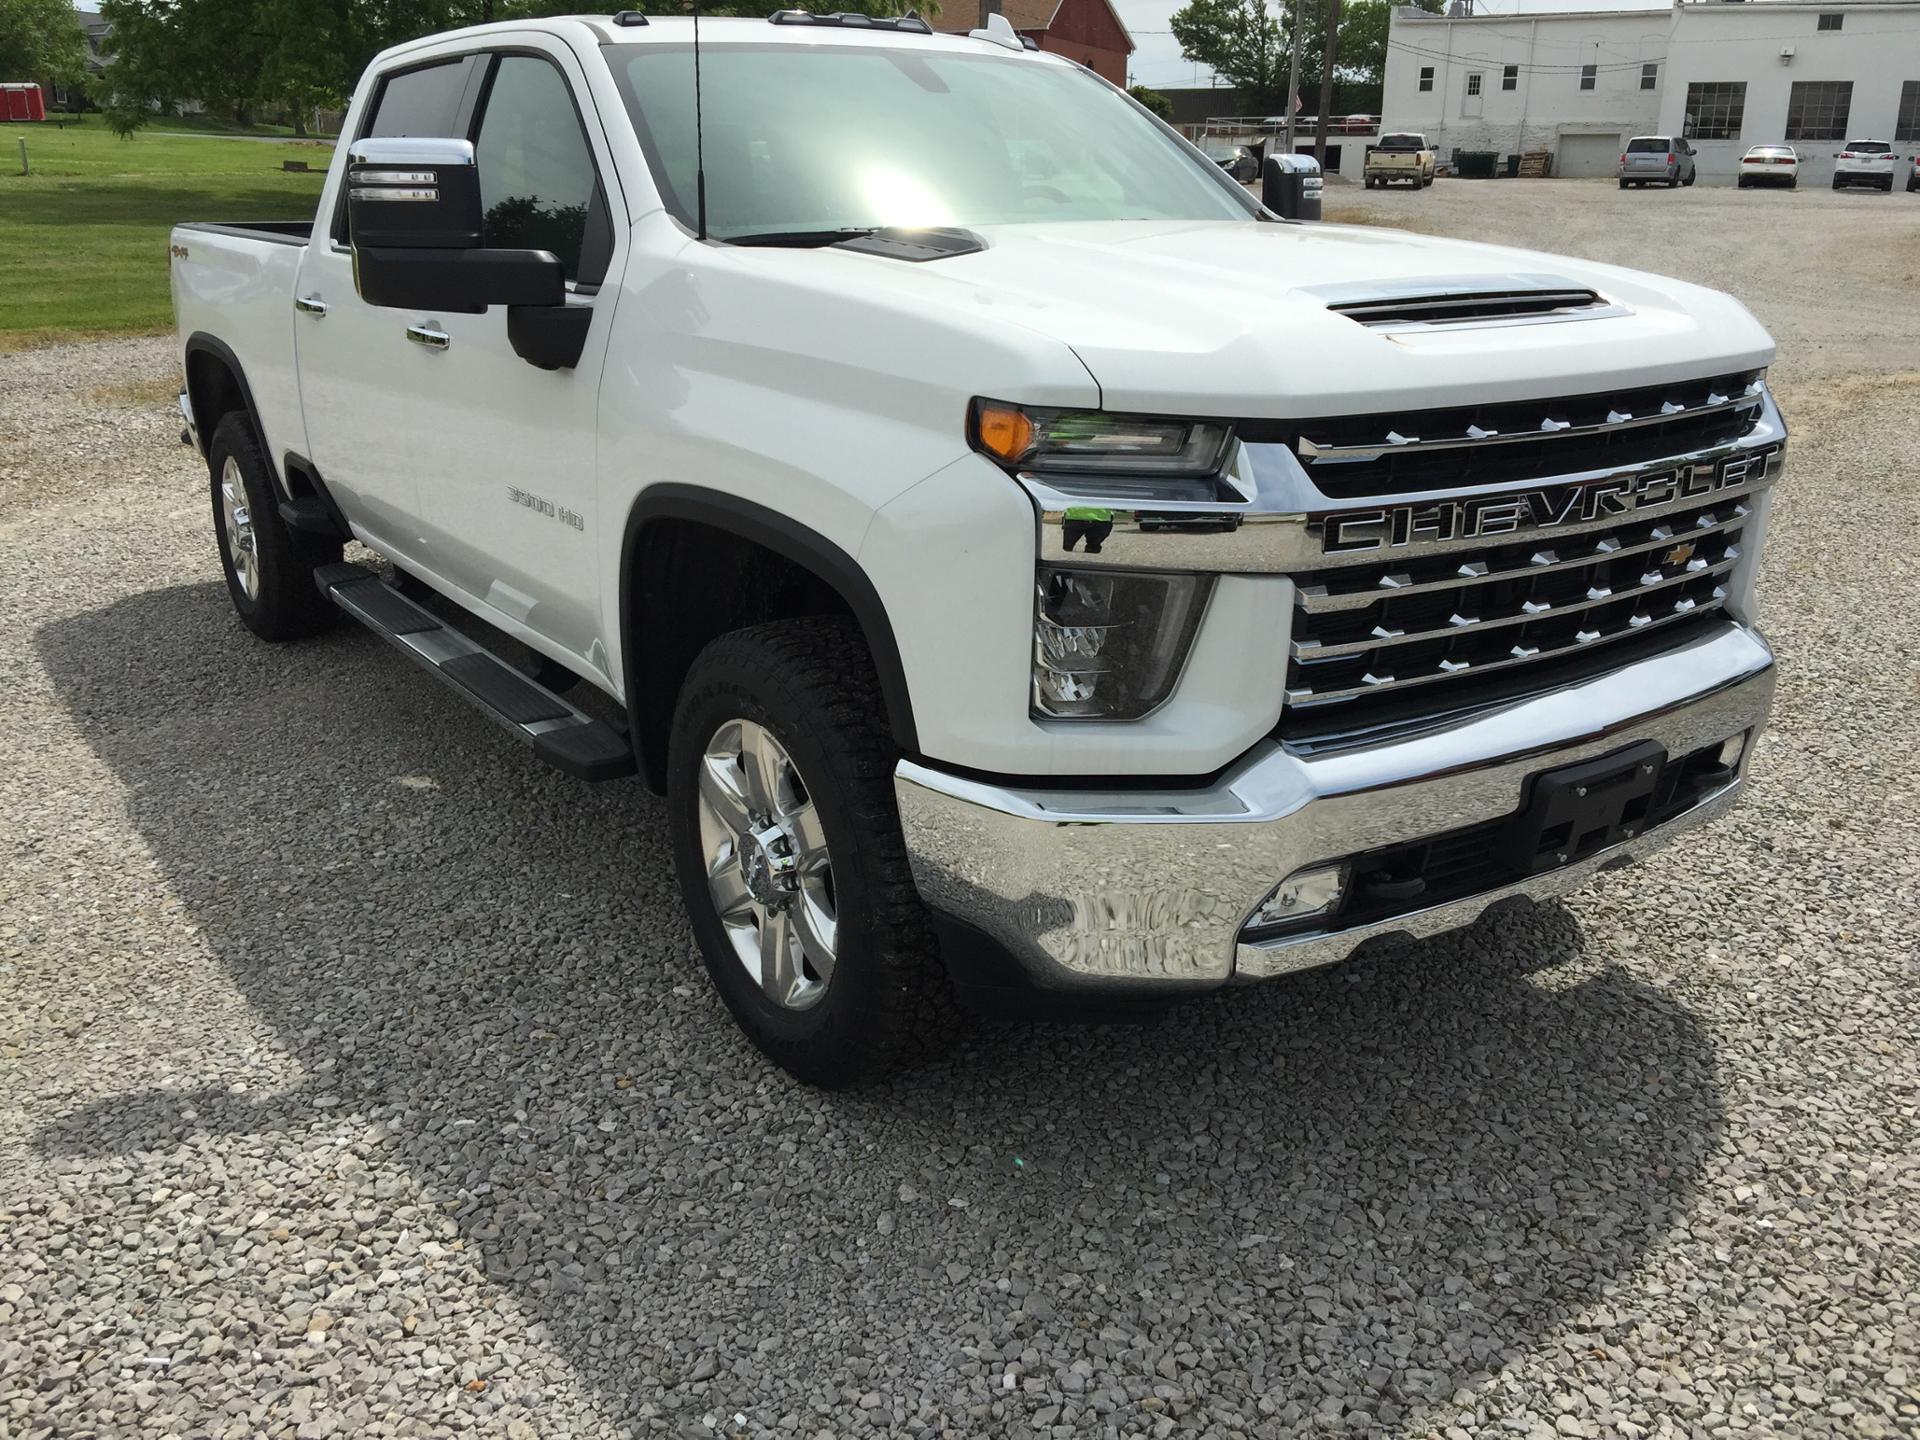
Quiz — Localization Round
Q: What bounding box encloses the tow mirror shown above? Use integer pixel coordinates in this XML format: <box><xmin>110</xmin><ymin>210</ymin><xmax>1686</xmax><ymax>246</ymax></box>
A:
<box><xmin>344</xmin><ymin>138</ymin><xmax>589</xmax><ymax>368</ymax></box>
<box><xmin>346</xmin><ymin>137</ymin><xmax>483</xmax><ymax>249</ymax></box>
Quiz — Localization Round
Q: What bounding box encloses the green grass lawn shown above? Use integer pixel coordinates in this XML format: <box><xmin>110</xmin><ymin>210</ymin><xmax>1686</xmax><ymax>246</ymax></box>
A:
<box><xmin>0</xmin><ymin>115</ymin><xmax>329</xmax><ymax>349</ymax></box>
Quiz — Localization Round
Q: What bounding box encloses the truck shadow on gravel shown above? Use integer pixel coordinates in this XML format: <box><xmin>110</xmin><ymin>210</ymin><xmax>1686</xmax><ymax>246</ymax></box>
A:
<box><xmin>35</xmin><ymin>583</ymin><xmax>1725</xmax><ymax>1431</ymax></box>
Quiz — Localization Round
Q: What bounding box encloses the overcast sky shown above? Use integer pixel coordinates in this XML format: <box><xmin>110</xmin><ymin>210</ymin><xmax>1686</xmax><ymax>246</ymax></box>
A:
<box><xmin>1116</xmin><ymin>0</ymin><xmax>1671</xmax><ymax>89</ymax></box>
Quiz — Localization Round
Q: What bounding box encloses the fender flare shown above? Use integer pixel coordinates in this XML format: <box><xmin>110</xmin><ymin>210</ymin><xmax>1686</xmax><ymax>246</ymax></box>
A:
<box><xmin>182</xmin><ymin>332</ymin><xmax>282</xmax><ymax>490</ymax></box>
<box><xmin>620</xmin><ymin>486</ymin><xmax>920</xmax><ymax>790</ymax></box>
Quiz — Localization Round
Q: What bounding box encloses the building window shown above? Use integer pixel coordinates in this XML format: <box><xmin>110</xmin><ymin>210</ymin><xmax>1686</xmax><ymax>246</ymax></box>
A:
<box><xmin>1503</xmin><ymin>64</ymin><xmax>1518</xmax><ymax>91</ymax></box>
<box><xmin>1466</xmin><ymin>72</ymin><xmax>1482</xmax><ymax>96</ymax></box>
<box><xmin>1817</xmin><ymin>12</ymin><xmax>1842</xmax><ymax>30</ymax></box>
<box><xmin>1579</xmin><ymin>63</ymin><xmax>1596</xmax><ymax>91</ymax></box>
<box><xmin>1785</xmin><ymin>80</ymin><xmax>1852</xmax><ymax>140</ymax></box>
<box><xmin>1897</xmin><ymin>80</ymin><xmax>1920</xmax><ymax>143</ymax></box>
<box><xmin>1641</xmin><ymin>63</ymin><xmax>1658</xmax><ymax>91</ymax></box>
<box><xmin>1682</xmin><ymin>81</ymin><xmax>1746</xmax><ymax>140</ymax></box>
<box><xmin>1419</xmin><ymin>66</ymin><xmax>1434</xmax><ymax>92</ymax></box>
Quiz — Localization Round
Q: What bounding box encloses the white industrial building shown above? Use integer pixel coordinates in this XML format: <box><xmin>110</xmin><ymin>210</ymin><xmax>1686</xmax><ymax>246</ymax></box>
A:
<box><xmin>1381</xmin><ymin>0</ymin><xmax>1920</xmax><ymax>185</ymax></box>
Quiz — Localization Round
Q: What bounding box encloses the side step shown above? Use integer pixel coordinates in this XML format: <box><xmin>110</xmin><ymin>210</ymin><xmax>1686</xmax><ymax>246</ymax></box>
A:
<box><xmin>314</xmin><ymin>562</ymin><xmax>636</xmax><ymax>782</ymax></box>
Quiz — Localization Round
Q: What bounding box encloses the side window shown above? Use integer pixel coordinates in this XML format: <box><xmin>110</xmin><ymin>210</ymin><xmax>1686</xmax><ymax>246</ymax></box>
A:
<box><xmin>473</xmin><ymin>55</ymin><xmax>612</xmax><ymax>287</ymax></box>
<box><xmin>367</xmin><ymin>59</ymin><xmax>472</xmax><ymax>138</ymax></box>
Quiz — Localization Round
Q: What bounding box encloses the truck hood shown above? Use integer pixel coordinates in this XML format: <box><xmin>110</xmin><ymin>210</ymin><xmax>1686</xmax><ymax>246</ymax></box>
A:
<box><xmin>826</xmin><ymin>219</ymin><xmax>1775</xmax><ymax>417</ymax></box>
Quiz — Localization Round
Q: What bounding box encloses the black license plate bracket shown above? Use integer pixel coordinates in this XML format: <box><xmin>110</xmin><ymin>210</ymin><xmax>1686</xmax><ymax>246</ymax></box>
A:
<box><xmin>1499</xmin><ymin>739</ymin><xmax>1667</xmax><ymax>876</ymax></box>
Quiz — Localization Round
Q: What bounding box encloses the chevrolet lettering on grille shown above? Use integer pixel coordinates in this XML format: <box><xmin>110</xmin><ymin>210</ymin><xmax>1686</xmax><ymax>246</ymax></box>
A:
<box><xmin>1320</xmin><ymin>448</ymin><xmax>1776</xmax><ymax>555</ymax></box>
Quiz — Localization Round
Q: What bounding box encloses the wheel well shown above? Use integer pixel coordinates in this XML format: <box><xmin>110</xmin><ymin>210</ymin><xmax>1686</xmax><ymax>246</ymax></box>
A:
<box><xmin>186</xmin><ymin>349</ymin><xmax>245</xmax><ymax>445</ymax></box>
<box><xmin>624</xmin><ymin>511</ymin><xmax>917</xmax><ymax>793</ymax></box>
<box><xmin>184</xmin><ymin>337</ymin><xmax>276</xmax><ymax>488</ymax></box>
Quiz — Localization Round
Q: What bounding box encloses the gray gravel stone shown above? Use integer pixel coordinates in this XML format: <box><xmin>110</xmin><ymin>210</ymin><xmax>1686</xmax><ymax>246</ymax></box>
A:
<box><xmin>2</xmin><ymin>183</ymin><xmax>1917</xmax><ymax>1438</ymax></box>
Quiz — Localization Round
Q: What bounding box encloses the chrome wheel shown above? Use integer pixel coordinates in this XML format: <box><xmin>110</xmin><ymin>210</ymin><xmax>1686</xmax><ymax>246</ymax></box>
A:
<box><xmin>219</xmin><ymin>455</ymin><xmax>260</xmax><ymax>601</ymax></box>
<box><xmin>696</xmin><ymin>719</ymin><xmax>837</xmax><ymax>1010</ymax></box>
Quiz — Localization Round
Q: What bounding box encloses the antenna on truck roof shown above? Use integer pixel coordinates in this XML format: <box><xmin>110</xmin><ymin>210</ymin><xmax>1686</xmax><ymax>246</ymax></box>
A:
<box><xmin>692</xmin><ymin>1</ymin><xmax>709</xmax><ymax>240</ymax></box>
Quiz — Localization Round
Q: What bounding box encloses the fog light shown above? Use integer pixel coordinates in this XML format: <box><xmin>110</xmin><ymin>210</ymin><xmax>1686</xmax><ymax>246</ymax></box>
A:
<box><xmin>1249</xmin><ymin>862</ymin><xmax>1350</xmax><ymax>931</ymax></box>
<box><xmin>1718</xmin><ymin>731</ymin><xmax>1750</xmax><ymax>771</ymax></box>
<box><xmin>1032</xmin><ymin>565</ymin><xmax>1211</xmax><ymax>720</ymax></box>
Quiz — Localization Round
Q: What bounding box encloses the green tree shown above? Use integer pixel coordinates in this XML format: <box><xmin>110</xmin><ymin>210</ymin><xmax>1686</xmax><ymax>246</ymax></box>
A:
<box><xmin>1128</xmin><ymin>83</ymin><xmax>1173</xmax><ymax>120</ymax></box>
<box><xmin>0</xmin><ymin>0</ymin><xmax>90</xmax><ymax>87</ymax></box>
<box><xmin>1169</xmin><ymin>0</ymin><xmax>1289</xmax><ymax>118</ymax></box>
<box><xmin>1168</xmin><ymin>0</ymin><xmax>1437</xmax><ymax>117</ymax></box>
<box><xmin>94</xmin><ymin>0</ymin><xmax>936</xmax><ymax>135</ymax></box>
<box><xmin>1337</xmin><ymin>0</ymin><xmax>1438</xmax><ymax>93</ymax></box>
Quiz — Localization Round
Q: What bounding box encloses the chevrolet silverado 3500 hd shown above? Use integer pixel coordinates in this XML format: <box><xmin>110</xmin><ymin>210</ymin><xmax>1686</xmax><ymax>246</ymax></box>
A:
<box><xmin>172</xmin><ymin>12</ymin><xmax>1784</xmax><ymax>1085</ymax></box>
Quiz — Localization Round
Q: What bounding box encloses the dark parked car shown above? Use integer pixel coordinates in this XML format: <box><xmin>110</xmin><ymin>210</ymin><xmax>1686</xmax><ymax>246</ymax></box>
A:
<box><xmin>1201</xmin><ymin>141</ymin><xmax>1259</xmax><ymax>184</ymax></box>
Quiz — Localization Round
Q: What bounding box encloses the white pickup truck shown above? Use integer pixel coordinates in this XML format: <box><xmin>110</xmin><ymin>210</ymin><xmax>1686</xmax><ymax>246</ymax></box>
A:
<box><xmin>1365</xmin><ymin>132</ymin><xmax>1437</xmax><ymax>188</ymax></box>
<box><xmin>172</xmin><ymin>12</ymin><xmax>1786</xmax><ymax>1085</ymax></box>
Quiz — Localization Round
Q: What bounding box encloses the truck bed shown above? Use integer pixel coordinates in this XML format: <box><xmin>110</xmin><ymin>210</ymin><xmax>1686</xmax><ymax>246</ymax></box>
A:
<box><xmin>171</xmin><ymin>219</ymin><xmax>314</xmax><ymax>473</ymax></box>
<box><xmin>176</xmin><ymin>220</ymin><xmax>315</xmax><ymax>246</ymax></box>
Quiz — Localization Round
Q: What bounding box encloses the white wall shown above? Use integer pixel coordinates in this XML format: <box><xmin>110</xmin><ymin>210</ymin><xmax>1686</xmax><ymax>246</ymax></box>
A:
<box><xmin>1660</xmin><ymin>2</ymin><xmax>1920</xmax><ymax>185</ymax></box>
<box><xmin>1384</xmin><ymin>0</ymin><xmax>1920</xmax><ymax>185</ymax></box>
<box><xmin>1382</xmin><ymin>6</ymin><xmax>1667</xmax><ymax>168</ymax></box>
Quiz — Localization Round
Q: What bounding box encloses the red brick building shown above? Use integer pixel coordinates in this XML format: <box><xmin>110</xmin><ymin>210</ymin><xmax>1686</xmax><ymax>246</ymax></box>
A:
<box><xmin>930</xmin><ymin>0</ymin><xmax>1136</xmax><ymax>87</ymax></box>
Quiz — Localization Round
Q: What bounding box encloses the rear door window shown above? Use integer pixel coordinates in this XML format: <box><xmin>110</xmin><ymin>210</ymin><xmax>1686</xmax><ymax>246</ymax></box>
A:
<box><xmin>1848</xmin><ymin>141</ymin><xmax>1891</xmax><ymax>153</ymax></box>
<box><xmin>366</xmin><ymin>59</ymin><xmax>476</xmax><ymax>138</ymax></box>
<box><xmin>1626</xmin><ymin>138</ymin><xmax>1669</xmax><ymax>153</ymax></box>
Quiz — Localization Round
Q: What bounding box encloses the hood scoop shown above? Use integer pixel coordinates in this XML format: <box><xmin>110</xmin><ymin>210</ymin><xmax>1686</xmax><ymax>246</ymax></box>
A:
<box><xmin>1315</xmin><ymin>274</ymin><xmax>1620</xmax><ymax>330</ymax></box>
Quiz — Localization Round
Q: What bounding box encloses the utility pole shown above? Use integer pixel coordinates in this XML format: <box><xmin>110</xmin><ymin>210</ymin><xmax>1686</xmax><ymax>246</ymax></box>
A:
<box><xmin>1314</xmin><ymin>0</ymin><xmax>1340</xmax><ymax>169</ymax></box>
<box><xmin>1283</xmin><ymin>0</ymin><xmax>1304</xmax><ymax>155</ymax></box>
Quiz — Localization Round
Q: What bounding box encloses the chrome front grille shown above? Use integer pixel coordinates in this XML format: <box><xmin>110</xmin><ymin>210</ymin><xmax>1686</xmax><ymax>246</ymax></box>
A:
<box><xmin>1287</xmin><ymin>475</ymin><xmax>1774</xmax><ymax>714</ymax></box>
<box><xmin>1267</xmin><ymin>370</ymin><xmax>1766</xmax><ymax>499</ymax></box>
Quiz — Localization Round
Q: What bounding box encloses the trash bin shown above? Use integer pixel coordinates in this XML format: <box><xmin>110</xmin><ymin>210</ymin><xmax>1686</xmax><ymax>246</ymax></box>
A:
<box><xmin>1455</xmin><ymin>150</ymin><xmax>1499</xmax><ymax>179</ymax></box>
<box><xmin>1261</xmin><ymin>153</ymin><xmax>1323</xmax><ymax>220</ymax></box>
<box><xmin>1504</xmin><ymin>153</ymin><xmax>1522</xmax><ymax>178</ymax></box>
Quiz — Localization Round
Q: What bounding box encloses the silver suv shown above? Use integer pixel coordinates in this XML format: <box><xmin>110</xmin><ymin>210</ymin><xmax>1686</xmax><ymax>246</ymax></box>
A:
<box><xmin>1619</xmin><ymin>136</ymin><xmax>1698</xmax><ymax>189</ymax></box>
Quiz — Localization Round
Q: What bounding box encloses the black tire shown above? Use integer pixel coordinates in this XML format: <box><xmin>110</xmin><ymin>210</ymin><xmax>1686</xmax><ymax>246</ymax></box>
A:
<box><xmin>1684</xmin><ymin>171</ymin><xmax>1696</xmax><ymax>187</ymax></box>
<box><xmin>207</xmin><ymin>413</ymin><xmax>340</xmax><ymax>641</ymax></box>
<box><xmin>1737</xmin><ymin>178</ymin><xmax>1748</xmax><ymax>189</ymax></box>
<box><xmin>1618</xmin><ymin>178</ymin><xmax>1628</xmax><ymax>189</ymax></box>
<box><xmin>1832</xmin><ymin>177</ymin><xmax>1844</xmax><ymax>190</ymax></box>
<box><xmin>667</xmin><ymin>617</ymin><xmax>955</xmax><ymax>1087</ymax></box>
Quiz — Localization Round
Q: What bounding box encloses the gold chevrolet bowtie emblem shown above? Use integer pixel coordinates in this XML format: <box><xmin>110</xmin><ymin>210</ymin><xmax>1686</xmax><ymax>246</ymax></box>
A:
<box><xmin>1664</xmin><ymin>541</ymin><xmax>1697</xmax><ymax>567</ymax></box>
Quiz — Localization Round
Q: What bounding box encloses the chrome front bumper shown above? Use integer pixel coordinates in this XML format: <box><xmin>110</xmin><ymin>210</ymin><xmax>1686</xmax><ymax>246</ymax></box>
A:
<box><xmin>895</xmin><ymin>622</ymin><xmax>1774</xmax><ymax>993</ymax></box>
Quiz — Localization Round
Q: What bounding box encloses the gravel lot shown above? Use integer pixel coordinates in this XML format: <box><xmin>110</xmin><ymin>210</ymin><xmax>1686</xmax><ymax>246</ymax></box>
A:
<box><xmin>2</xmin><ymin>183</ymin><xmax>1917</xmax><ymax>1439</ymax></box>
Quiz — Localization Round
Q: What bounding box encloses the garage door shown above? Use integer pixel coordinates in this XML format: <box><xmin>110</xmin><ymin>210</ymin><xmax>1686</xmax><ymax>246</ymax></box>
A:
<box><xmin>1558</xmin><ymin>133</ymin><xmax>1621</xmax><ymax>179</ymax></box>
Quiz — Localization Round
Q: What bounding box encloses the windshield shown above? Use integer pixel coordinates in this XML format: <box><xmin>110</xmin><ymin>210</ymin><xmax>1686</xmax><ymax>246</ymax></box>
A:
<box><xmin>1626</xmin><ymin>138</ymin><xmax>1670</xmax><ymax>153</ymax></box>
<box><xmin>610</xmin><ymin>43</ymin><xmax>1255</xmax><ymax>238</ymax></box>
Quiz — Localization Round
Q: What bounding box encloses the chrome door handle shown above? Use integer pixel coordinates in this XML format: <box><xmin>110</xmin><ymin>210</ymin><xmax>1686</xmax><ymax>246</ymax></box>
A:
<box><xmin>406</xmin><ymin>324</ymin><xmax>450</xmax><ymax>351</ymax></box>
<box><xmin>294</xmin><ymin>295</ymin><xmax>328</xmax><ymax>317</ymax></box>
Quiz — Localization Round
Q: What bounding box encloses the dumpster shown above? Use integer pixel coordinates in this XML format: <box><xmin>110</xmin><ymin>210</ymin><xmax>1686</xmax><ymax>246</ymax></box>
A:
<box><xmin>1454</xmin><ymin>150</ymin><xmax>1499</xmax><ymax>179</ymax></box>
<box><xmin>1261</xmin><ymin>153</ymin><xmax>1323</xmax><ymax>220</ymax></box>
<box><xmin>1504</xmin><ymin>153</ymin><xmax>1522</xmax><ymax>178</ymax></box>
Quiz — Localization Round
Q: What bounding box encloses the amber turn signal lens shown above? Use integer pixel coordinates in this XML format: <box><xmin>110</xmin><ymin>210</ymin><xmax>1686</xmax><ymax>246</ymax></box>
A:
<box><xmin>974</xmin><ymin>403</ymin><xmax>1036</xmax><ymax>464</ymax></box>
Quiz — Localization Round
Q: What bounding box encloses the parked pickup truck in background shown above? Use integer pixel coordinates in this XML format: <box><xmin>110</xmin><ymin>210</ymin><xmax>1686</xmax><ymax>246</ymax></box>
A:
<box><xmin>172</xmin><ymin>12</ymin><xmax>1786</xmax><ymax>1085</ymax></box>
<box><xmin>1365</xmin><ymin>132</ymin><xmax>1436</xmax><ymax>188</ymax></box>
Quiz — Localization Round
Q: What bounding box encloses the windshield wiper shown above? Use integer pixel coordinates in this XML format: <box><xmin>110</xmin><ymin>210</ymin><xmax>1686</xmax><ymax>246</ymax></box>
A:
<box><xmin>721</xmin><ymin>227</ymin><xmax>880</xmax><ymax>248</ymax></box>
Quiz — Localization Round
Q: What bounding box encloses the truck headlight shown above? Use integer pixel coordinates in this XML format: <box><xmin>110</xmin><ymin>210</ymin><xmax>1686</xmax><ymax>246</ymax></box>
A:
<box><xmin>974</xmin><ymin>400</ymin><xmax>1232</xmax><ymax>487</ymax></box>
<box><xmin>1033</xmin><ymin>565</ymin><xmax>1211</xmax><ymax>720</ymax></box>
